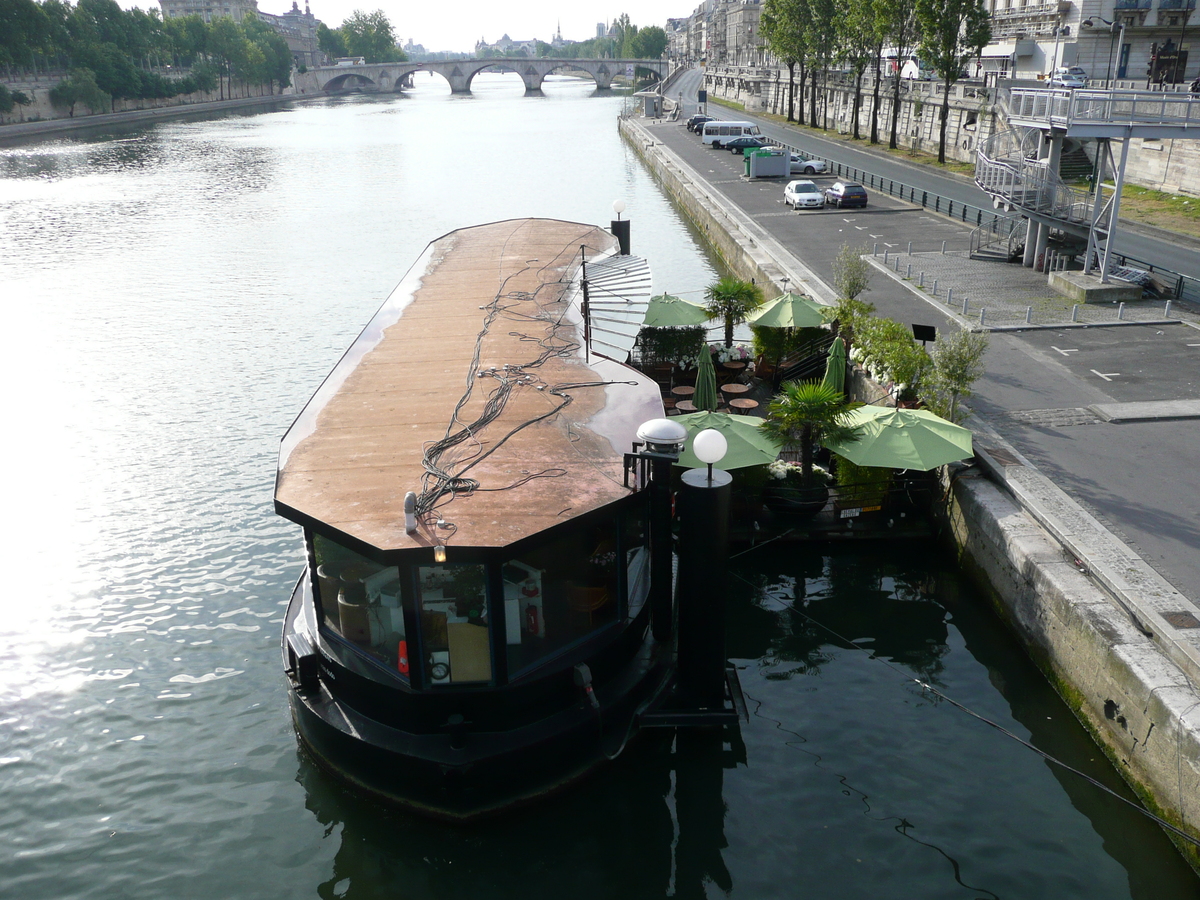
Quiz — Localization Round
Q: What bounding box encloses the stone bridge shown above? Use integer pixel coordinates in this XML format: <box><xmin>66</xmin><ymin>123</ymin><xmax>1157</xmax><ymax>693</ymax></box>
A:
<box><xmin>307</xmin><ymin>58</ymin><xmax>667</xmax><ymax>94</ymax></box>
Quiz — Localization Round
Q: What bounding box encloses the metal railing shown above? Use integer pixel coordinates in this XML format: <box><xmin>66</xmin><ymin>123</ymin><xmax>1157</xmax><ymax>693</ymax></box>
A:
<box><xmin>969</xmin><ymin>215</ymin><xmax>1027</xmax><ymax>259</ymax></box>
<box><xmin>1008</xmin><ymin>88</ymin><xmax>1200</xmax><ymax>130</ymax></box>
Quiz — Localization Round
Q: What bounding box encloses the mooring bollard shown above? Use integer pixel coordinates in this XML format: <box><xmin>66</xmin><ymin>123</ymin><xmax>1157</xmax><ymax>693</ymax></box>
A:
<box><xmin>1117</xmin><ymin>302</ymin><xmax>1125</xmax><ymax>320</ymax></box>
<box><xmin>1071</xmin><ymin>304</ymin><xmax>1079</xmax><ymax>322</ymax></box>
<box><xmin>1026</xmin><ymin>306</ymin><xmax>1033</xmax><ymax>324</ymax></box>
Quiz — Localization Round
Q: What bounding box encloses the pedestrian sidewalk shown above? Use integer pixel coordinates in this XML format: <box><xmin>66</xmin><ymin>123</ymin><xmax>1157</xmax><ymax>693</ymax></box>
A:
<box><xmin>867</xmin><ymin>247</ymin><xmax>1195</xmax><ymax>331</ymax></box>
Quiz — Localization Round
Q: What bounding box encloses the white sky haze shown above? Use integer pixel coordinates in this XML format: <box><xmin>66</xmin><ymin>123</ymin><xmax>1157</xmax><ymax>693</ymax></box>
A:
<box><xmin>122</xmin><ymin>1</ymin><xmax>693</xmax><ymax>54</ymax></box>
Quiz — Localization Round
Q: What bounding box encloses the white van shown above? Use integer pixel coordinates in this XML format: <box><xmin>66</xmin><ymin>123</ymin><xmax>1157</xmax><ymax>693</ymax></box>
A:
<box><xmin>700</xmin><ymin>120</ymin><xmax>764</xmax><ymax>148</ymax></box>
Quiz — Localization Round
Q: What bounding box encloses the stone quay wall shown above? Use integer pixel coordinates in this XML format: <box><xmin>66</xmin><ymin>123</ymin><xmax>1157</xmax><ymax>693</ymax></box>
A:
<box><xmin>620</xmin><ymin>112</ymin><xmax>1200</xmax><ymax>863</ymax></box>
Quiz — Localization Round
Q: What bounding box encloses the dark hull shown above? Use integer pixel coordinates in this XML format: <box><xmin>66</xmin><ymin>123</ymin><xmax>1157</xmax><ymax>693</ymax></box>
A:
<box><xmin>282</xmin><ymin>577</ymin><xmax>674</xmax><ymax>820</ymax></box>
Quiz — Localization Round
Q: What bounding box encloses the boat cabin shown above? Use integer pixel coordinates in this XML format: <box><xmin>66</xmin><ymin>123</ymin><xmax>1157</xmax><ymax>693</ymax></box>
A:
<box><xmin>275</xmin><ymin>219</ymin><xmax>674</xmax><ymax>816</ymax></box>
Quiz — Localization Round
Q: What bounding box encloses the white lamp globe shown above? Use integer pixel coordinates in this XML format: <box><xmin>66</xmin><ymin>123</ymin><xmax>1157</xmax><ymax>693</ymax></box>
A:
<box><xmin>612</xmin><ymin>199</ymin><xmax>626</xmax><ymax>215</ymax></box>
<box><xmin>692</xmin><ymin>429</ymin><xmax>728</xmax><ymax>466</ymax></box>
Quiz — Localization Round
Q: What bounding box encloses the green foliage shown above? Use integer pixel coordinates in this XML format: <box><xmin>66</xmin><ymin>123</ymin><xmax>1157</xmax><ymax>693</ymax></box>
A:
<box><xmin>915</xmin><ymin>0</ymin><xmax>990</xmax><ymax>161</ymax></box>
<box><xmin>750</xmin><ymin>324</ymin><xmax>824</xmax><ymax>367</ymax></box>
<box><xmin>632</xmin><ymin>25</ymin><xmax>667</xmax><ymax>59</ymax></box>
<box><xmin>834</xmin><ymin>457</ymin><xmax>894</xmax><ymax>507</ymax></box>
<box><xmin>0</xmin><ymin>84</ymin><xmax>12</xmax><ymax>114</ymax></box>
<box><xmin>703</xmin><ymin>276</ymin><xmax>764</xmax><ymax>348</ymax></box>
<box><xmin>851</xmin><ymin>316</ymin><xmax>930</xmax><ymax>399</ymax></box>
<box><xmin>637</xmin><ymin>325</ymin><xmax>705</xmax><ymax>367</ymax></box>
<box><xmin>339</xmin><ymin>9</ymin><xmax>406</xmax><ymax>63</ymax></box>
<box><xmin>832</xmin><ymin>242</ymin><xmax>873</xmax><ymax>301</ymax></box>
<box><xmin>918</xmin><ymin>328</ymin><xmax>988</xmax><ymax>422</ymax></box>
<box><xmin>762</xmin><ymin>380</ymin><xmax>862</xmax><ymax>486</ymax></box>
<box><xmin>49</xmin><ymin>67</ymin><xmax>110</xmax><ymax>116</ymax></box>
<box><xmin>317</xmin><ymin>21</ymin><xmax>347</xmax><ymax>59</ymax></box>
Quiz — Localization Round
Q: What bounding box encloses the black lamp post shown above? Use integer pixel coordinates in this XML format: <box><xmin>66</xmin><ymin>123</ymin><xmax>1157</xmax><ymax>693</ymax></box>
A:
<box><xmin>1082</xmin><ymin>16</ymin><xmax>1127</xmax><ymax>87</ymax></box>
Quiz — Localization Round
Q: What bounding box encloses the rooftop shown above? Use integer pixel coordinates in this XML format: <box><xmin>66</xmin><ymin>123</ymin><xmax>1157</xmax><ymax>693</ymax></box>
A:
<box><xmin>275</xmin><ymin>218</ymin><xmax>662</xmax><ymax>554</ymax></box>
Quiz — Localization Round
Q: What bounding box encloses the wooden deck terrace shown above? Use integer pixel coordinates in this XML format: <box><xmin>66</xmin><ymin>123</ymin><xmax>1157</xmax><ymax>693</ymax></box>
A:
<box><xmin>275</xmin><ymin>219</ymin><xmax>663</xmax><ymax>554</ymax></box>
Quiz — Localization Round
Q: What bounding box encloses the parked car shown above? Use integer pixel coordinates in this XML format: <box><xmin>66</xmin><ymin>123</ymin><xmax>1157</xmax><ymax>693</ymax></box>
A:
<box><xmin>783</xmin><ymin>179</ymin><xmax>824</xmax><ymax>210</ymax></box>
<box><xmin>824</xmin><ymin>181</ymin><xmax>869</xmax><ymax>208</ymax></box>
<box><xmin>726</xmin><ymin>137</ymin><xmax>768</xmax><ymax>155</ymax></box>
<box><xmin>788</xmin><ymin>153</ymin><xmax>827</xmax><ymax>175</ymax></box>
<box><xmin>1050</xmin><ymin>66</ymin><xmax>1087</xmax><ymax>89</ymax></box>
<box><xmin>686</xmin><ymin>114</ymin><xmax>715</xmax><ymax>133</ymax></box>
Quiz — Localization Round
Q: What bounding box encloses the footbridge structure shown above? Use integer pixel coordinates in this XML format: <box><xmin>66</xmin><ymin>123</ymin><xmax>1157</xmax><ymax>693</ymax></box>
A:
<box><xmin>311</xmin><ymin>58</ymin><xmax>667</xmax><ymax>95</ymax></box>
<box><xmin>974</xmin><ymin>86</ymin><xmax>1200</xmax><ymax>282</ymax></box>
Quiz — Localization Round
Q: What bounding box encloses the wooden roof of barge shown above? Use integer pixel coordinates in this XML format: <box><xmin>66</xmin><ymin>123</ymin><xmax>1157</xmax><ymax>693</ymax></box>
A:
<box><xmin>275</xmin><ymin>218</ymin><xmax>663</xmax><ymax>554</ymax></box>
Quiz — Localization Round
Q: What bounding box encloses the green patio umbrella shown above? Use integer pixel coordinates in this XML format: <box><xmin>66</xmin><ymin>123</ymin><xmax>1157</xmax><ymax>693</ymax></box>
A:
<box><xmin>693</xmin><ymin>345</ymin><xmax>718</xmax><ymax>411</ymax></box>
<box><xmin>823</xmin><ymin>406</ymin><xmax>974</xmax><ymax>471</ymax></box>
<box><xmin>643</xmin><ymin>293</ymin><xmax>710</xmax><ymax>328</ymax></box>
<box><xmin>672</xmin><ymin>410</ymin><xmax>782</xmax><ymax>470</ymax></box>
<box><xmin>745</xmin><ymin>291</ymin><xmax>827</xmax><ymax>329</ymax></box>
<box><xmin>822</xmin><ymin>336</ymin><xmax>846</xmax><ymax>395</ymax></box>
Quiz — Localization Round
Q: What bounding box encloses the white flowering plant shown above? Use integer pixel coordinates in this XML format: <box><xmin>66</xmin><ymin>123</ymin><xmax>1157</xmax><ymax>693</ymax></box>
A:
<box><xmin>767</xmin><ymin>459</ymin><xmax>829</xmax><ymax>486</ymax></box>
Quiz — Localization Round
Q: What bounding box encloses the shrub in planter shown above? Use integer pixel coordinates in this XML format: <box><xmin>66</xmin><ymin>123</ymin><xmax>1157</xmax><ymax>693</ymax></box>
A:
<box><xmin>636</xmin><ymin>325</ymin><xmax>705</xmax><ymax>368</ymax></box>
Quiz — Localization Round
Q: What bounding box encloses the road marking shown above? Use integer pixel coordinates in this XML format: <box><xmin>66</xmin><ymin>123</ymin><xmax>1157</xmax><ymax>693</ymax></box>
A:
<box><xmin>1051</xmin><ymin>346</ymin><xmax>1078</xmax><ymax>356</ymax></box>
<box><xmin>1091</xmin><ymin>369</ymin><xmax>1120</xmax><ymax>381</ymax></box>
<box><xmin>855</xmin><ymin>225</ymin><xmax>869</xmax><ymax>230</ymax></box>
<box><xmin>1188</xmin><ymin>343</ymin><xmax>1200</xmax><ymax>348</ymax></box>
<box><xmin>870</xmin><ymin>233</ymin><xmax>884</xmax><ymax>239</ymax></box>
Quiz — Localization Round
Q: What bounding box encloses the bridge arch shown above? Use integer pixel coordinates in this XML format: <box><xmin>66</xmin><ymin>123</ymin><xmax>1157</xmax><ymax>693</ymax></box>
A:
<box><xmin>321</xmin><ymin>72</ymin><xmax>379</xmax><ymax>93</ymax></box>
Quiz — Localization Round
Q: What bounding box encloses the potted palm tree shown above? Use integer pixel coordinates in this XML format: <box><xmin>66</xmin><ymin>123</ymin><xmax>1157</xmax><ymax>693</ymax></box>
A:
<box><xmin>703</xmin><ymin>276</ymin><xmax>764</xmax><ymax>349</ymax></box>
<box><xmin>760</xmin><ymin>381</ymin><xmax>861</xmax><ymax>515</ymax></box>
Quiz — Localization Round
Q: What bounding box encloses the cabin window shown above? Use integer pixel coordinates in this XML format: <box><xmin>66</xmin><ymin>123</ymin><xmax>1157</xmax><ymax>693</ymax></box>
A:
<box><xmin>311</xmin><ymin>534</ymin><xmax>408</xmax><ymax>679</ymax></box>
<box><xmin>503</xmin><ymin>521</ymin><xmax>620</xmax><ymax>676</ymax></box>
<box><xmin>415</xmin><ymin>564</ymin><xmax>493</xmax><ymax>685</ymax></box>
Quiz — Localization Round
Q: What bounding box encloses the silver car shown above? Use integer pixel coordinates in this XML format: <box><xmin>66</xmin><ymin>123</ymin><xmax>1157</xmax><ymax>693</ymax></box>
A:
<box><xmin>784</xmin><ymin>179</ymin><xmax>824</xmax><ymax>209</ymax></box>
<box><xmin>789</xmin><ymin>154</ymin><xmax>827</xmax><ymax>175</ymax></box>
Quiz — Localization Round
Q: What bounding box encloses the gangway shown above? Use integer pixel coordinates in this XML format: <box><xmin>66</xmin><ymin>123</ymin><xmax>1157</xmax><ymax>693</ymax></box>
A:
<box><xmin>974</xmin><ymin>86</ymin><xmax>1200</xmax><ymax>285</ymax></box>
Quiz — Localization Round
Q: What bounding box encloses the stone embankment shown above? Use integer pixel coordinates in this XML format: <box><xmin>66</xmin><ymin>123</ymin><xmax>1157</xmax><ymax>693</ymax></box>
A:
<box><xmin>0</xmin><ymin>87</ymin><xmax>301</xmax><ymax>143</ymax></box>
<box><xmin>619</xmin><ymin>112</ymin><xmax>1200</xmax><ymax>865</ymax></box>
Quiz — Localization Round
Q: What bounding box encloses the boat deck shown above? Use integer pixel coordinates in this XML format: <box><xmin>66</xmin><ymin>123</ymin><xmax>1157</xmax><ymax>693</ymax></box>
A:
<box><xmin>275</xmin><ymin>219</ymin><xmax>662</xmax><ymax>553</ymax></box>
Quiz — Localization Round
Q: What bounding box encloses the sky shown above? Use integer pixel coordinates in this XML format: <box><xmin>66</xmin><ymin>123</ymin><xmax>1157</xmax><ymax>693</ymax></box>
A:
<box><xmin>120</xmin><ymin>1</ymin><xmax>694</xmax><ymax>54</ymax></box>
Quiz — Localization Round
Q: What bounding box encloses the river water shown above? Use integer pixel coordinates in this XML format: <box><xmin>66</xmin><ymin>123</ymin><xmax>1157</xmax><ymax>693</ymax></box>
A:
<box><xmin>1</xmin><ymin>72</ymin><xmax>1196</xmax><ymax>898</ymax></box>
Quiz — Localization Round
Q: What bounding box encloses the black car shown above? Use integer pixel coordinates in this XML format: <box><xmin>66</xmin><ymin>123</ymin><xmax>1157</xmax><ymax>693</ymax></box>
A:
<box><xmin>823</xmin><ymin>181</ymin><xmax>869</xmax><ymax>208</ymax></box>
<box><xmin>686</xmin><ymin>114</ymin><xmax>714</xmax><ymax>133</ymax></box>
<box><xmin>725</xmin><ymin>137</ymin><xmax>767</xmax><ymax>155</ymax></box>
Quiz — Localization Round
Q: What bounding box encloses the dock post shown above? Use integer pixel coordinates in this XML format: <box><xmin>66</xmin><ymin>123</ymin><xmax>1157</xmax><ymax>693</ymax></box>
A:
<box><xmin>676</xmin><ymin>467</ymin><xmax>732</xmax><ymax>711</ymax></box>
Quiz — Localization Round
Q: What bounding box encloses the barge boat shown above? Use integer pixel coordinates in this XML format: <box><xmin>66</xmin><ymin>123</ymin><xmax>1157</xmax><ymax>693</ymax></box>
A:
<box><xmin>276</xmin><ymin>218</ymin><xmax>736</xmax><ymax>818</ymax></box>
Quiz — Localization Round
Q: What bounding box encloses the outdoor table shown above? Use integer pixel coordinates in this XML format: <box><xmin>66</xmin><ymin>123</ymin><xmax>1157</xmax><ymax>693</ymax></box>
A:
<box><xmin>728</xmin><ymin>398</ymin><xmax>759</xmax><ymax>415</ymax></box>
<box><xmin>720</xmin><ymin>383</ymin><xmax>750</xmax><ymax>397</ymax></box>
<box><xmin>671</xmin><ymin>385</ymin><xmax>696</xmax><ymax>399</ymax></box>
<box><xmin>675</xmin><ymin>400</ymin><xmax>698</xmax><ymax>413</ymax></box>
<box><xmin>721</xmin><ymin>360</ymin><xmax>747</xmax><ymax>375</ymax></box>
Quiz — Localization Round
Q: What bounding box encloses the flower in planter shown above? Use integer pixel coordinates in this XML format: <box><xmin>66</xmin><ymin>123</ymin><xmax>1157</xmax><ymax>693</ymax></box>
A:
<box><xmin>768</xmin><ymin>459</ymin><xmax>829</xmax><ymax>486</ymax></box>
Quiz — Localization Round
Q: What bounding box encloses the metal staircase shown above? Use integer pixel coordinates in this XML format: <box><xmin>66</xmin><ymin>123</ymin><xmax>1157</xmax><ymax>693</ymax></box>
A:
<box><xmin>974</xmin><ymin>86</ymin><xmax>1200</xmax><ymax>280</ymax></box>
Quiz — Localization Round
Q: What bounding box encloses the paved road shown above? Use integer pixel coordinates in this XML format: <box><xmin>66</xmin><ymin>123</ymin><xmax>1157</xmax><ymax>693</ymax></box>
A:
<box><xmin>648</xmin><ymin>76</ymin><xmax>1200</xmax><ymax>604</ymax></box>
<box><xmin>672</xmin><ymin>69</ymin><xmax>1200</xmax><ymax>278</ymax></box>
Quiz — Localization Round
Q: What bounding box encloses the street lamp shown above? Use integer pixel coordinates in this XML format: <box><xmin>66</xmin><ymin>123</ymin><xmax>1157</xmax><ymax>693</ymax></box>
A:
<box><xmin>1048</xmin><ymin>24</ymin><xmax>1070</xmax><ymax>77</ymax></box>
<box><xmin>1081</xmin><ymin>16</ymin><xmax>1127</xmax><ymax>88</ymax></box>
